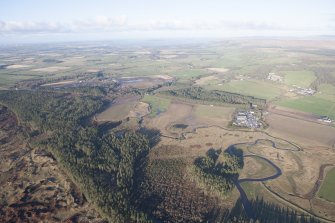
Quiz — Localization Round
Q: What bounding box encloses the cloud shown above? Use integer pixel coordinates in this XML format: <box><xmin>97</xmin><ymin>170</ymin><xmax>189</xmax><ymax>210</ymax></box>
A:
<box><xmin>141</xmin><ymin>19</ymin><xmax>218</xmax><ymax>31</ymax></box>
<box><xmin>0</xmin><ymin>20</ymin><xmax>68</xmax><ymax>33</ymax></box>
<box><xmin>128</xmin><ymin>19</ymin><xmax>287</xmax><ymax>33</ymax></box>
<box><xmin>73</xmin><ymin>15</ymin><xmax>128</xmax><ymax>31</ymax></box>
<box><xmin>0</xmin><ymin>15</ymin><xmax>129</xmax><ymax>34</ymax></box>
<box><xmin>220</xmin><ymin>20</ymin><xmax>284</xmax><ymax>31</ymax></box>
<box><xmin>0</xmin><ymin>16</ymin><xmax>327</xmax><ymax>36</ymax></box>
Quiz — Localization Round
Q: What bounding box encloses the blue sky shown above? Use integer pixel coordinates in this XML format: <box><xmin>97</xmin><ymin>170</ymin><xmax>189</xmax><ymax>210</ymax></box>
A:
<box><xmin>0</xmin><ymin>0</ymin><xmax>334</xmax><ymax>43</ymax></box>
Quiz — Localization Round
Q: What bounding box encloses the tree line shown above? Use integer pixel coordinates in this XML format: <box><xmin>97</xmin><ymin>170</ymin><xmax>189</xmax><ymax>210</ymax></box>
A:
<box><xmin>161</xmin><ymin>87</ymin><xmax>266</xmax><ymax>107</ymax></box>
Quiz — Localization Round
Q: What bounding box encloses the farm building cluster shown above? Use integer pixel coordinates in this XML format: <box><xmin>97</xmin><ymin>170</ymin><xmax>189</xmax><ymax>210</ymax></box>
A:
<box><xmin>289</xmin><ymin>86</ymin><xmax>316</xmax><ymax>96</ymax></box>
<box><xmin>267</xmin><ymin>73</ymin><xmax>282</xmax><ymax>82</ymax></box>
<box><xmin>318</xmin><ymin>116</ymin><xmax>333</xmax><ymax>124</ymax></box>
<box><xmin>233</xmin><ymin>110</ymin><xmax>262</xmax><ymax>128</ymax></box>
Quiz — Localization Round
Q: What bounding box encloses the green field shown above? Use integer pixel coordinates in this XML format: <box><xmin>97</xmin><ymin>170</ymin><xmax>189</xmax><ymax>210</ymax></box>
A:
<box><xmin>212</xmin><ymin>50</ymin><xmax>266</xmax><ymax>68</ymax></box>
<box><xmin>277</xmin><ymin>97</ymin><xmax>335</xmax><ymax>119</ymax></box>
<box><xmin>194</xmin><ymin>104</ymin><xmax>235</xmax><ymax>119</ymax></box>
<box><xmin>172</xmin><ymin>69</ymin><xmax>209</xmax><ymax>79</ymax></box>
<box><xmin>206</xmin><ymin>80</ymin><xmax>282</xmax><ymax>100</ymax></box>
<box><xmin>318</xmin><ymin>167</ymin><xmax>335</xmax><ymax>202</ymax></box>
<box><xmin>276</xmin><ymin>84</ymin><xmax>335</xmax><ymax>119</ymax></box>
<box><xmin>284</xmin><ymin>70</ymin><xmax>316</xmax><ymax>87</ymax></box>
<box><xmin>316</xmin><ymin>84</ymin><xmax>335</xmax><ymax>101</ymax></box>
<box><xmin>0</xmin><ymin>73</ymin><xmax>44</xmax><ymax>88</ymax></box>
<box><xmin>142</xmin><ymin>95</ymin><xmax>171</xmax><ymax>117</ymax></box>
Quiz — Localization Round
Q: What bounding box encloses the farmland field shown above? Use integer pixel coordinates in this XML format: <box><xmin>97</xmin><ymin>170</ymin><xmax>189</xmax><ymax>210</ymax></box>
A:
<box><xmin>266</xmin><ymin>113</ymin><xmax>335</xmax><ymax>147</ymax></box>
<box><xmin>1</xmin><ymin>39</ymin><xmax>335</xmax><ymax>223</ymax></box>
<box><xmin>277</xmin><ymin>96</ymin><xmax>335</xmax><ymax>119</ymax></box>
<box><xmin>194</xmin><ymin>75</ymin><xmax>221</xmax><ymax>85</ymax></box>
<box><xmin>206</xmin><ymin>80</ymin><xmax>283</xmax><ymax>100</ymax></box>
<box><xmin>284</xmin><ymin>70</ymin><xmax>316</xmax><ymax>87</ymax></box>
<box><xmin>194</xmin><ymin>104</ymin><xmax>235</xmax><ymax>120</ymax></box>
<box><xmin>316</xmin><ymin>84</ymin><xmax>335</xmax><ymax>101</ymax></box>
<box><xmin>172</xmin><ymin>68</ymin><xmax>209</xmax><ymax>79</ymax></box>
<box><xmin>318</xmin><ymin>167</ymin><xmax>335</xmax><ymax>202</ymax></box>
<box><xmin>0</xmin><ymin>74</ymin><xmax>42</xmax><ymax>87</ymax></box>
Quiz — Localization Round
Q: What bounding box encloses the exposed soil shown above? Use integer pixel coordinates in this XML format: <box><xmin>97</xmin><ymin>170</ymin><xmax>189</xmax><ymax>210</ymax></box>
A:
<box><xmin>268</xmin><ymin>105</ymin><xmax>330</xmax><ymax>125</ymax></box>
<box><xmin>194</xmin><ymin>75</ymin><xmax>219</xmax><ymax>85</ymax></box>
<box><xmin>265</xmin><ymin>112</ymin><xmax>335</xmax><ymax>148</ymax></box>
<box><xmin>207</xmin><ymin>67</ymin><xmax>229</xmax><ymax>73</ymax></box>
<box><xmin>32</xmin><ymin>66</ymin><xmax>70</xmax><ymax>72</ymax></box>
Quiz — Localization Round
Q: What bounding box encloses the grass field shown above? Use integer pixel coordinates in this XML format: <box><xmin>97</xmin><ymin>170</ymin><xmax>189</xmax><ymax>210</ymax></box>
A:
<box><xmin>96</xmin><ymin>103</ymin><xmax>135</xmax><ymax>121</ymax></box>
<box><xmin>0</xmin><ymin>63</ymin><xmax>91</xmax><ymax>88</ymax></box>
<box><xmin>142</xmin><ymin>95</ymin><xmax>171</xmax><ymax>117</ymax></box>
<box><xmin>212</xmin><ymin>50</ymin><xmax>265</xmax><ymax>68</ymax></box>
<box><xmin>195</xmin><ymin>75</ymin><xmax>221</xmax><ymax>86</ymax></box>
<box><xmin>276</xmin><ymin>84</ymin><xmax>335</xmax><ymax>119</ymax></box>
<box><xmin>241</xmin><ymin>156</ymin><xmax>278</xmax><ymax>179</ymax></box>
<box><xmin>0</xmin><ymin>73</ymin><xmax>44</xmax><ymax>87</ymax></box>
<box><xmin>316</xmin><ymin>84</ymin><xmax>335</xmax><ymax>101</ymax></box>
<box><xmin>318</xmin><ymin>167</ymin><xmax>335</xmax><ymax>202</ymax></box>
<box><xmin>206</xmin><ymin>80</ymin><xmax>282</xmax><ymax>100</ymax></box>
<box><xmin>172</xmin><ymin>69</ymin><xmax>209</xmax><ymax>79</ymax></box>
<box><xmin>240</xmin><ymin>182</ymin><xmax>262</xmax><ymax>199</ymax></box>
<box><xmin>284</xmin><ymin>70</ymin><xmax>316</xmax><ymax>87</ymax></box>
<box><xmin>276</xmin><ymin>95</ymin><xmax>335</xmax><ymax>119</ymax></box>
<box><xmin>194</xmin><ymin>104</ymin><xmax>235</xmax><ymax>120</ymax></box>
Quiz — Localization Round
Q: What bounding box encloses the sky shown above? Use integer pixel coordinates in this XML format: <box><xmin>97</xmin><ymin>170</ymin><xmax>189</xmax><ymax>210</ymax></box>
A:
<box><xmin>0</xmin><ymin>0</ymin><xmax>335</xmax><ymax>44</ymax></box>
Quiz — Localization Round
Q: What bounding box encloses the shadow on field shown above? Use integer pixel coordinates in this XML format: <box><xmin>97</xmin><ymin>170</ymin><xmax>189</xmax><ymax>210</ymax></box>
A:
<box><xmin>208</xmin><ymin>197</ymin><xmax>320</xmax><ymax>223</ymax></box>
